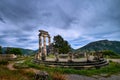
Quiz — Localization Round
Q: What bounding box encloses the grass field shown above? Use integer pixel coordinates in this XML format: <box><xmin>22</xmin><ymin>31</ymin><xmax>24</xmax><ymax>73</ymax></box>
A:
<box><xmin>0</xmin><ymin>65</ymin><xmax>34</xmax><ymax>80</ymax></box>
<box><xmin>14</xmin><ymin>58</ymin><xmax>120</xmax><ymax>76</ymax></box>
<box><xmin>1</xmin><ymin>57</ymin><xmax>120</xmax><ymax>80</ymax></box>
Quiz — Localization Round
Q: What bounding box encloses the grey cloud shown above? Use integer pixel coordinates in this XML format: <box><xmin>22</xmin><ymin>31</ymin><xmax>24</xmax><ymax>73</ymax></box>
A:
<box><xmin>16</xmin><ymin>38</ymin><xmax>30</xmax><ymax>42</ymax></box>
<box><xmin>21</xmin><ymin>25</ymin><xmax>36</xmax><ymax>31</ymax></box>
<box><xmin>0</xmin><ymin>0</ymin><xmax>38</xmax><ymax>24</ymax></box>
<box><xmin>0</xmin><ymin>0</ymin><xmax>77</xmax><ymax>29</ymax></box>
<box><xmin>0</xmin><ymin>39</ymin><xmax>7</xmax><ymax>45</ymax></box>
<box><xmin>0</xmin><ymin>30</ymin><xmax>31</xmax><ymax>47</ymax></box>
<box><xmin>0</xmin><ymin>17</ymin><xmax>5</xmax><ymax>23</ymax></box>
<box><xmin>29</xmin><ymin>40</ymin><xmax>38</xmax><ymax>44</ymax></box>
<box><xmin>0</xmin><ymin>0</ymin><xmax>120</xmax><ymax>49</ymax></box>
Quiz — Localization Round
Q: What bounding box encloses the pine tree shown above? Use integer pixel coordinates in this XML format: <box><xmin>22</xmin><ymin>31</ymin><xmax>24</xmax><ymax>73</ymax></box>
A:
<box><xmin>53</xmin><ymin>35</ymin><xmax>71</xmax><ymax>54</ymax></box>
<box><xmin>0</xmin><ymin>46</ymin><xmax>2</xmax><ymax>54</ymax></box>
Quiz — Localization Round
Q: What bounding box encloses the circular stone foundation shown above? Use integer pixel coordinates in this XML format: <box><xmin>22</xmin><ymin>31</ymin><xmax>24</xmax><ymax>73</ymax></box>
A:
<box><xmin>34</xmin><ymin>58</ymin><xmax>109</xmax><ymax>69</ymax></box>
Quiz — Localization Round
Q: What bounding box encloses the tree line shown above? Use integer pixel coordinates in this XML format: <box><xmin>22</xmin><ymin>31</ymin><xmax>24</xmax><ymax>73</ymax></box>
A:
<box><xmin>0</xmin><ymin>46</ymin><xmax>22</xmax><ymax>55</ymax></box>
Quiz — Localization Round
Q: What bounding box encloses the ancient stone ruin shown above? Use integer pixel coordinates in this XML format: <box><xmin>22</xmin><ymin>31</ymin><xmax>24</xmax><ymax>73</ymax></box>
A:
<box><xmin>34</xmin><ymin>30</ymin><xmax>108</xmax><ymax>69</ymax></box>
<box><xmin>36</xmin><ymin>30</ymin><xmax>51</xmax><ymax>61</ymax></box>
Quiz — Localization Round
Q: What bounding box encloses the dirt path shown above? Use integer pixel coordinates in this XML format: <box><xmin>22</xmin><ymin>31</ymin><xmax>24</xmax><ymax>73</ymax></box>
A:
<box><xmin>7</xmin><ymin>61</ymin><xmax>40</xmax><ymax>74</ymax></box>
<box><xmin>107</xmin><ymin>59</ymin><xmax>120</xmax><ymax>63</ymax></box>
<box><xmin>66</xmin><ymin>74</ymin><xmax>120</xmax><ymax>80</ymax></box>
<box><xmin>7</xmin><ymin>62</ymin><xmax>16</xmax><ymax>70</ymax></box>
<box><xmin>23</xmin><ymin>68</ymin><xmax>40</xmax><ymax>73</ymax></box>
<box><xmin>66</xmin><ymin>74</ymin><xmax>96</xmax><ymax>80</ymax></box>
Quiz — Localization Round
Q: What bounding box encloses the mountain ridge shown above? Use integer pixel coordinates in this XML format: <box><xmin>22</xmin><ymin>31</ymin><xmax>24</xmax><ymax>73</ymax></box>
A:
<box><xmin>2</xmin><ymin>47</ymin><xmax>35</xmax><ymax>55</ymax></box>
<box><xmin>1</xmin><ymin>39</ymin><xmax>120</xmax><ymax>55</ymax></box>
<box><xmin>76</xmin><ymin>40</ymin><xmax>120</xmax><ymax>54</ymax></box>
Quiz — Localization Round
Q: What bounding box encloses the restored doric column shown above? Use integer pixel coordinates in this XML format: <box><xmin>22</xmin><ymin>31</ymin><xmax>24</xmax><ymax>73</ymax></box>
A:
<box><xmin>48</xmin><ymin>36</ymin><xmax>51</xmax><ymax>46</ymax></box>
<box><xmin>37</xmin><ymin>34</ymin><xmax>42</xmax><ymax>60</ymax></box>
<box><xmin>39</xmin><ymin>35</ymin><xmax>42</xmax><ymax>57</ymax></box>
<box><xmin>43</xmin><ymin>35</ymin><xmax>47</xmax><ymax>57</ymax></box>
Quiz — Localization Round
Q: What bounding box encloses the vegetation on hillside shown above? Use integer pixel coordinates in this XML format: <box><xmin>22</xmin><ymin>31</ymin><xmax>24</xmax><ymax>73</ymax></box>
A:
<box><xmin>5</xmin><ymin>47</ymin><xmax>22</xmax><ymax>55</ymax></box>
<box><xmin>76</xmin><ymin>40</ymin><xmax>120</xmax><ymax>54</ymax></box>
<box><xmin>1</xmin><ymin>39</ymin><xmax>120</xmax><ymax>56</ymax></box>
<box><xmin>102</xmin><ymin>50</ymin><xmax>120</xmax><ymax>58</ymax></box>
<box><xmin>2</xmin><ymin>47</ymin><xmax>34</xmax><ymax>55</ymax></box>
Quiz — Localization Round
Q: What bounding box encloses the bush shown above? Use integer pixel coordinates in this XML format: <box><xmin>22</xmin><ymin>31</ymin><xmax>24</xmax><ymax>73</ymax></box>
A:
<box><xmin>102</xmin><ymin>50</ymin><xmax>120</xmax><ymax>58</ymax></box>
<box><xmin>51</xmin><ymin>72</ymin><xmax>66</xmax><ymax>80</ymax></box>
<box><xmin>109</xmin><ymin>60</ymin><xmax>113</xmax><ymax>63</ymax></box>
<box><xmin>0</xmin><ymin>60</ymin><xmax>9</xmax><ymax>65</ymax></box>
<box><xmin>14</xmin><ymin>63</ymin><xmax>29</xmax><ymax>69</ymax></box>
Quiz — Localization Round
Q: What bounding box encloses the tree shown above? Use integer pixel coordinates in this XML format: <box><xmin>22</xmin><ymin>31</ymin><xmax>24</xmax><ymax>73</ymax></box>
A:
<box><xmin>53</xmin><ymin>35</ymin><xmax>71</xmax><ymax>54</ymax></box>
<box><xmin>0</xmin><ymin>46</ymin><xmax>2</xmax><ymax>54</ymax></box>
<box><xmin>62</xmin><ymin>40</ymin><xmax>71</xmax><ymax>54</ymax></box>
<box><xmin>5</xmin><ymin>47</ymin><xmax>11</xmax><ymax>54</ymax></box>
<box><xmin>102</xmin><ymin>50</ymin><xmax>118</xmax><ymax>57</ymax></box>
<box><xmin>10</xmin><ymin>48</ymin><xmax>22</xmax><ymax>55</ymax></box>
<box><xmin>5</xmin><ymin>47</ymin><xmax>22</xmax><ymax>55</ymax></box>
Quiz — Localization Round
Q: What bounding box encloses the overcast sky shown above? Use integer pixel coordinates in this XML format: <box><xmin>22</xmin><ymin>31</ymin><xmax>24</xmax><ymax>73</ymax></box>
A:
<box><xmin>0</xmin><ymin>0</ymin><xmax>120</xmax><ymax>50</ymax></box>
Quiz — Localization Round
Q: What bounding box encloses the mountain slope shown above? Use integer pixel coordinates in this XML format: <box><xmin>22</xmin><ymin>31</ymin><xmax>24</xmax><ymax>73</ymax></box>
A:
<box><xmin>76</xmin><ymin>40</ymin><xmax>120</xmax><ymax>54</ymax></box>
<box><xmin>2</xmin><ymin>47</ymin><xmax>35</xmax><ymax>55</ymax></box>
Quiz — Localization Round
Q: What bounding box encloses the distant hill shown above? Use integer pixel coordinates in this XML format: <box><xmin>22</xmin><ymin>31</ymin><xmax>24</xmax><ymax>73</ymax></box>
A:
<box><xmin>1</xmin><ymin>40</ymin><xmax>120</xmax><ymax>55</ymax></box>
<box><xmin>76</xmin><ymin>40</ymin><xmax>120</xmax><ymax>54</ymax></box>
<box><xmin>2</xmin><ymin>47</ymin><xmax>35</xmax><ymax>55</ymax></box>
<box><xmin>20</xmin><ymin>48</ymin><xmax>35</xmax><ymax>55</ymax></box>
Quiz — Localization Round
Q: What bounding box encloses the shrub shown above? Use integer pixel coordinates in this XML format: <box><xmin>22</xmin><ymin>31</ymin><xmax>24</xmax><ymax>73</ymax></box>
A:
<box><xmin>51</xmin><ymin>72</ymin><xmax>66</xmax><ymax>80</ymax></box>
<box><xmin>0</xmin><ymin>60</ymin><xmax>9</xmax><ymax>65</ymax></box>
<box><xmin>102</xmin><ymin>50</ymin><xmax>120</xmax><ymax>58</ymax></box>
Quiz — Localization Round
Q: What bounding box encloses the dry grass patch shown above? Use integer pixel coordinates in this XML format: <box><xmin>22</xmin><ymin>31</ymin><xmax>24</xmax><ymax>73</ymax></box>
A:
<box><xmin>51</xmin><ymin>72</ymin><xmax>66</xmax><ymax>80</ymax></box>
<box><xmin>0</xmin><ymin>65</ymin><xmax>34</xmax><ymax>80</ymax></box>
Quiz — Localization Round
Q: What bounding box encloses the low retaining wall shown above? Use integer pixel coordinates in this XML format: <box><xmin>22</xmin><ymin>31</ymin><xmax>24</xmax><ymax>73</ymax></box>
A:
<box><xmin>34</xmin><ymin>59</ymin><xmax>109</xmax><ymax>69</ymax></box>
<box><xmin>0</xmin><ymin>54</ymin><xmax>17</xmax><ymax>61</ymax></box>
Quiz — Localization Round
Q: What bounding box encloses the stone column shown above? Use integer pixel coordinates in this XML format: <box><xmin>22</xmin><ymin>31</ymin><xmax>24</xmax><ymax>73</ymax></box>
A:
<box><xmin>86</xmin><ymin>54</ymin><xmax>90</xmax><ymax>62</ymax></box>
<box><xmin>68</xmin><ymin>52</ymin><xmax>73</xmax><ymax>62</ymax></box>
<box><xmin>48</xmin><ymin>36</ymin><xmax>51</xmax><ymax>46</ymax></box>
<box><xmin>55</xmin><ymin>52</ymin><xmax>59</xmax><ymax>62</ymax></box>
<box><xmin>37</xmin><ymin>35</ymin><xmax>42</xmax><ymax>60</ymax></box>
<box><xmin>39</xmin><ymin>36</ymin><xmax>42</xmax><ymax>52</ymax></box>
<box><xmin>43</xmin><ymin>35</ymin><xmax>47</xmax><ymax>57</ymax></box>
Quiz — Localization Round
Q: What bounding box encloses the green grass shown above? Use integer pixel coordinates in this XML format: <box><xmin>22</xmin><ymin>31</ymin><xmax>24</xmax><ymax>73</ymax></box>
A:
<box><xmin>47</xmin><ymin>54</ymin><xmax>55</xmax><ymax>58</ymax></box>
<box><xmin>15</xmin><ymin>58</ymin><xmax>120</xmax><ymax>76</ymax></box>
<box><xmin>1</xmin><ymin>56</ymin><xmax>120</xmax><ymax>80</ymax></box>
<box><xmin>14</xmin><ymin>57</ymin><xmax>31</xmax><ymax>69</ymax></box>
<box><xmin>13</xmin><ymin>56</ymin><xmax>120</xmax><ymax>77</ymax></box>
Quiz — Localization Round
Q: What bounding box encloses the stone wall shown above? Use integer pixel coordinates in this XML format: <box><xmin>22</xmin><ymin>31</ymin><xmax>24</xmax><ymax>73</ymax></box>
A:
<box><xmin>0</xmin><ymin>54</ymin><xmax>17</xmax><ymax>61</ymax></box>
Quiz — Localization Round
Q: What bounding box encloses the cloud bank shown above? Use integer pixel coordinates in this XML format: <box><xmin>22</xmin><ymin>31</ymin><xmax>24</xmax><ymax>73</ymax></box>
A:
<box><xmin>0</xmin><ymin>0</ymin><xmax>120</xmax><ymax>49</ymax></box>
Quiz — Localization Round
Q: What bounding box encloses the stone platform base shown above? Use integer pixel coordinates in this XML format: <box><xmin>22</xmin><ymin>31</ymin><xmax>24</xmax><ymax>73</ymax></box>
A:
<box><xmin>34</xmin><ymin>59</ymin><xmax>108</xmax><ymax>69</ymax></box>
